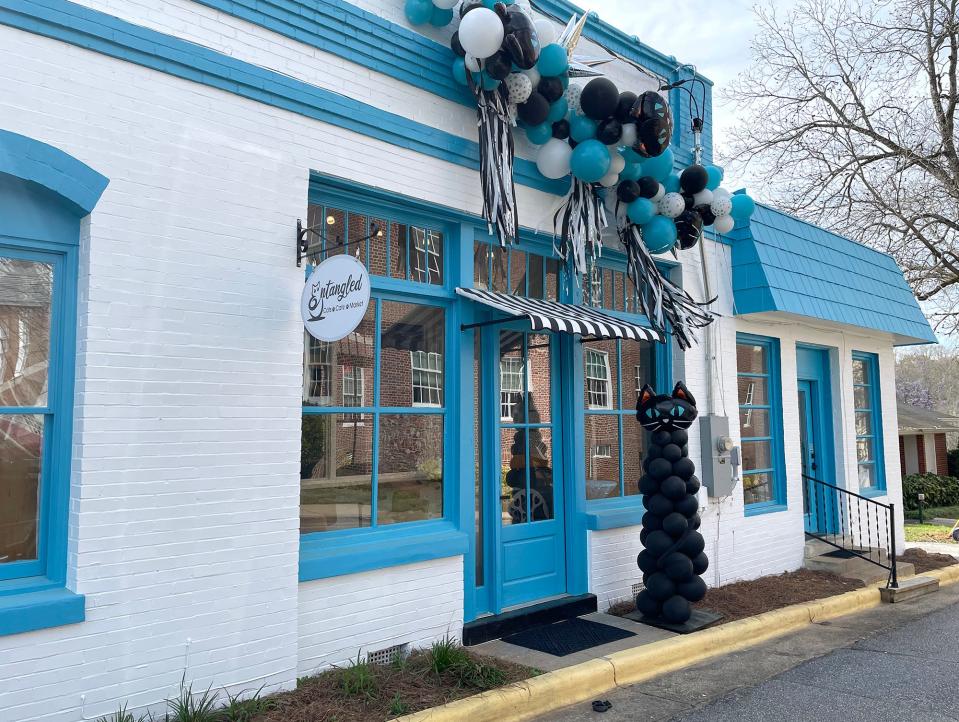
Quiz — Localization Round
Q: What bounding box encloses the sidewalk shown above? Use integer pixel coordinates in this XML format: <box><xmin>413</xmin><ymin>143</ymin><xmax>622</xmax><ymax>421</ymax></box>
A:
<box><xmin>905</xmin><ymin>540</ymin><xmax>959</xmax><ymax>557</ymax></box>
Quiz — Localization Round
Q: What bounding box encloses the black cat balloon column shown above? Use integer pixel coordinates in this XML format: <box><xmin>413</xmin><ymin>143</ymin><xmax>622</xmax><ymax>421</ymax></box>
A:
<box><xmin>635</xmin><ymin>382</ymin><xmax>708</xmax><ymax>624</ymax></box>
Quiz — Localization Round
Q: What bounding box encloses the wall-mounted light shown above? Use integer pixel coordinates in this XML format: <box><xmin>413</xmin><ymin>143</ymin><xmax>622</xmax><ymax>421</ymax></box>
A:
<box><xmin>326</xmin><ymin>214</ymin><xmax>336</xmax><ymax>225</ymax></box>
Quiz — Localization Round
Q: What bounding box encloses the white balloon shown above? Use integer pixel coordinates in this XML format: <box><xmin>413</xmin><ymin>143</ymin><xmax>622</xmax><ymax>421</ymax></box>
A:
<box><xmin>464</xmin><ymin>54</ymin><xmax>481</xmax><ymax>72</ymax></box>
<box><xmin>619</xmin><ymin>122</ymin><xmax>637</xmax><ymax>147</ymax></box>
<box><xmin>693</xmin><ymin>189</ymin><xmax>713</xmax><ymax>206</ymax></box>
<box><xmin>458</xmin><ymin>7</ymin><xmax>504</xmax><ymax>59</ymax></box>
<box><xmin>504</xmin><ymin>72</ymin><xmax>532</xmax><ymax>104</ymax></box>
<box><xmin>534</xmin><ymin>18</ymin><xmax>556</xmax><ymax>45</ymax></box>
<box><xmin>433</xmin><ymin>0</ymin><xmax>459</xmax><ymax>9</ymax></box>
<box><xmin>536</xmin><ymin>138</ymin><xmax>573</xmax><ymax>179</ymax></box>
<box><xmin>600</xmin><ymin>171</ymin><xmax>620</xmax><ymax>187</ymax></box>
<box><xmin>566</xmin><ymin>84</ymin><xmax>583</xmax><ymax>113</ymax></box>
<box><xmin>658</xmin><ymin>192</ymin><xmax>685</xmax><ymax>219</ymax></box>
<box><xmin>712</xmin><ymin>187</ymin><xmax>732</xmax><ymax>201</ymax></box>
<box><xmin>710</xmin><ymin>196</ymin><xmax>732</xmax><ymax>218</ymax></box>
<box><xmin>652</xmin><ymin>183</ymin><xmax>666</xmax><ymax>202</ymax></box>
<box><xmin>713</xmin><ymin>214</ymin><xmax>735</xmax><ymax>234</ymax></box>
<box><xmin>522</xmin><ymin>66</ymin><xmax>541</xmax><ymax>89</ymax></box>
<box><xmin>608</xmin><ymin>152</ymin><xmax>626</xmax><ymax>176</ymax></box>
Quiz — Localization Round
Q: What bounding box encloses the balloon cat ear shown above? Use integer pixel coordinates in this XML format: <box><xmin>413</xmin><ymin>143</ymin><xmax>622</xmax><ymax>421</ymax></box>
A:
<box><xmin>672</xmin><ymin>381</ymin><xmax>696</xmax><ymax>406</ymax></box>
<box><xmin>638</xmin><ymin>384</ymin><xmax>656</xmax><ymax>407</ymax></box>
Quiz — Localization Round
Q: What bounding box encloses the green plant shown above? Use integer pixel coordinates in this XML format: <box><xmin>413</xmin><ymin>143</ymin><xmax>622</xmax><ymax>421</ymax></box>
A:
<box><xmin>165</xmin><ymin>684</ymin><xmax>220</xmax><ymax>722</ymax></box>
<box><xmin>218</xmin><ymin>688</ymin><xmax>275</xmax><ymax>722</ymax></box>
<box><xmin>449</xmin><ymin>659</ymin><xmax>506</xmax><ymax>690</ymax></box>
<box><xmin>388</xmin><ymin>693</ymin><xmax>410</xmax><ymax>716</ymax></box>
<box><xmin>338</xmin><ymin>653</ymin><xmax>377</xmax><ymax>700</ymax></box>
<box><xmin>903</xmin><ymin>473</ymin><xmax>959</xmax><ymax>510</ymax></box>
<box><xmin>96</xmin><ymin>705</ymin><xmax>148</xmax><ymax>722</ymax></box>
<box><xmin>426</xmin><ymin>637</ymin><xmax>470</xmax><ymax>675</ymax></box>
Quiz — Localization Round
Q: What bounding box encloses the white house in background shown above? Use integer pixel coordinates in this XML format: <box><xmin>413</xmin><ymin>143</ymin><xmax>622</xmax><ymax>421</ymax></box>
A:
<box><xmin>898</xmin><ymin>404</ymin><xmax>959</xmax><ymax>477</ymax></box>
<box><xmin>0</xmin><ymin>0</ymin><xmax>936</xmax><ymax>720</ymax></box>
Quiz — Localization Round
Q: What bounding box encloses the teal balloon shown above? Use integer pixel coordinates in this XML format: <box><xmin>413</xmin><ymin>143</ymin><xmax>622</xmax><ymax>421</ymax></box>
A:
<box><xmin>404</xmin><ymin>0</ymin><xmax>433</xmax><ymax>25</ymax></box>
<box><xmin>526</xmin><ymin>122</ymin><xmax>552</xmax><ymax>145</ymax></box>
<box><xmin>570</xmin><ymin>140</ymin><xmax>611</xmax><ymax>183</ymax></box>
<box><xmin>621</xmin><ymin>146</ymin><xmax>643</xmax><ymax>164</ymax></box>
<box><xmin>641</xmin><ymin>216</ymin><xmax>678</xmax><ymax>253</ymax></box>
<box><xmin>452</xmin><ymin>58</ymin><xmax>468</xmax><ymax>86</ymax></box>
<box><xmin>570</xmin><ymin>114</ymin><xmax>598</xmax><ymax>142</ymax></box>
<box><xmin>627</xmin><ymin>197</ymin><xmax>656</xmax><ymax>225</ymax></box>
<box><xmin>537</xmin><ymin>44</ymin><xmax>569</xmax><ymax>77</ymax></box>
<box><xmin>663</xmin><ymin>173</ymin><xmax>681</xmax><ymax>193</ymax></box>
<box><xmin>640</xmin><ymin>147</ymin><xmax>674</xmax><ymax>182</ymax></box>
<box><xmin>730</xmin><ymin>193</ymin><xmax>757</xmax><ymax>220</ymax></box>
<box><xmin>429</xmin><ymin>6</ymin><xmax>453</xmax><ymax>25</ymax></box>
<box><xmin>560</xmin><ymin>74</ymin><xmax>569</xmax><ymax>89</ymax></box>
<box><xmin>481</xmin><ymin>0</ymin><xmax>497</xmax><ymax>8</ymax></box>
<box><xmin>705</xmin><ymin>165</ymin><xmax>724</xmax><ymax>190</ymax></box>
<box><xmin>547</xmin><ymin>98</ymin><xmax>569</xmax><ymax>123</ymax></box>
<box><xmin>620</xmin><ymin>162</ymin><xmax>642</xmax><ymax>181</ymax></box>
<box><xmin>472</xmin><ymin>71</ymin><xmax>500</xmax><ymax>91</ymax></box>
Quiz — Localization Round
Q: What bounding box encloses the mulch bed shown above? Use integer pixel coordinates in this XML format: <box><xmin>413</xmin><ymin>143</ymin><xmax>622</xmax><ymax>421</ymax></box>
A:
<box><xmin>899</xmin><ymin>547</ymin><xmax>958</xmax><ymax>574</ymax></box>
<box><xmin>252</xmin><ymin>649</ymin><xmax>534</xmax><ymax>722</ymax></box>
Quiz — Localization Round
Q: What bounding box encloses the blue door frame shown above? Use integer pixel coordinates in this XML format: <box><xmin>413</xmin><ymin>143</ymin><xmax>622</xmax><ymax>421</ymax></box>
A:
<box><xmin>796</xmin><ymin>345</ymin><xmax>837</xmax><ymax>534</ymax></box>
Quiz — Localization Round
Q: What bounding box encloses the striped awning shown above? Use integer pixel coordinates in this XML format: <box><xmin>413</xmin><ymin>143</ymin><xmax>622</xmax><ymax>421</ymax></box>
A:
<box><xmin>456</xmin><ymin>288</ymin><xmax>664</xmax><ymax>343</ymax></box>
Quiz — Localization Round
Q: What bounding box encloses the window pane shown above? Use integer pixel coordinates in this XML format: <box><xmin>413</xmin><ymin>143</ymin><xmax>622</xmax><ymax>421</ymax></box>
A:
<box><xmin>368</xmin><ymin>216</ymin><xmax>389</xmax><ymax>277</ymax></box>
<box><xmin>302</xmin><ymin>306</ymin><xmax>376</xmax><ymax>408</ymax></box>
<box><xmin>380</xmin><ymin>302</ymin><xmax>445</xmax><ymax>408</ymax></box>
<box><xmin>0</xmin><ymin>257</ymin><xmax>52</xmax><ymax>408</ymax></box>
<box><xmin>622</xmin><ymin>416</ymin><xmax>645</xmax><ymax>496</ymax></box>
<box><xmin>510</xmin><ymin>249</ymin><xmax>527</xmax><ymax>295</ymax></box>
<box><xmin>473</xmin><ymin>241</ymin><xmax>490</xmax><ymax>289</ymax></box>
<box><xmin>855</xmin><ymin>411</ymin><xmax>872</xmax><ymax>436</ymax></box>
<box><xmin>528</xmin><ymin>254</ymin><xmax>545</xmax><ymax>299</ymax></box>
<box><xmin>300</xmin><ymin>414</ymin><xmax>372</xmax><ymax>533</ymax></box>
<box><xmin>852</xmin><ymin>358</ymin><xmax>869</xmax><ymax>385</ymax></box>
<box><xmin>526</xmin><ymin>333</ymin><xmax>551</xmax><ymax>423</ymax></box>
<box><xmin>585</xmin><ymin>414</ymin><xmax>619</xmax><ymax>499</ymax></box>
<box><xmin>410</xmin><ymin>227</ymin><xmax>444</xmax><ymax>285</ymax></box>
<box><xmin>741</xmin><ymin>440</ymin><xmax>772</xmax><ymax>472</ymax></box>
<box><xmin>390</xmin><ymin>222</ymin><xmax>407</xmax><ymax>279</ymax></box>
<box><xmin>736</xmin><ymin>343</ymin><xmax>767</xmax><ymax>375</ymax></box>
<box><xmin>545</xmin><ymin>258</ymin><xmax>559</xmax><ymax>301</ymax></box>
<box><xmin>737</xmin><ymin>375</ymin><xmax>768</xmax><ymax>407</ymax></box>
<box><xmin>854</xmin><ymin>385</ymin><xmax>870</xmax><ymax>410</ymax></box>
<box><xmin>620</xmin><ymin>341</ymin><xmax>653</xmax><ymax>410</ymax></box>
<box><xmin>0</xmin><ymin>414</ymin><xmax>42</xmax><ymax>563</ymax></box>
<box><xmin>501</xmin><ymin>425</ymin><xmax>524</xmax><ymax>526</ymax></box>
<box><xmin>377</xmin><ymin>414</ymin><xmax>444</xmax><ymax>525</ymax></box>
<box><xmin>739</xmin><ymin>408</ymin><xmax>770</xmax><ymax>439</ymax></box>
<box><xmin>583</xmin><ymin>343</ymin><xmax>616</xmax><ymax>409</ymax></box>
<box><xmin>858</xmin><ymin>463</ymin><xmax>876</xmax><ymax>489</ymax></box>
<box><xmin>323</xmin><ymin>207</ymin><xmax>346</xmax><ymax>259</ymax></box>
<box><xmin>743</xmin><ymin>472</ymin><xmax>773</xmax><ymax>505</ymax></box>
<box><xmin>346</xmin><ymin>212</ymin><xmax>368</xmax><ymax>267</ymax></box>
<box><xmin>529</xmin><ymin>427</ymin><xmax>555</xmax><ymax>521</ymax></box>
<box><xmin>602</xmin><ymin>268</ymin><xmax>615</xmax><ymax>310</ymax></box>
<box><xmin>857</xmin><ymin>437</ymin><xmax>874</xmax><ymax>463</ymax></box>
<box><xmin>491</xmin><ymin>245</ymin><xmax>508</xmax><ymax>293</ymax></box>
<box><xmin>613</xmin><ymin>271</ymin><xmax>625</xmax><ymax>312</ymax></box>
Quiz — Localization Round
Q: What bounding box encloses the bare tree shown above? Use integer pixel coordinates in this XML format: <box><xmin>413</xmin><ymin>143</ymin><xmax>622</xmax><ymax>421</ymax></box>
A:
<box><xmin>726</xmin><ymin>0</ymin><xmax>959</xmax><ymax>331</ymax></box>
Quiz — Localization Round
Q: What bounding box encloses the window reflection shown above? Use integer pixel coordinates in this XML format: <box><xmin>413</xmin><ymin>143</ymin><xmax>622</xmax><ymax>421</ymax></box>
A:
<box><xmin>0</xmin><ymin>414</ymin><xmax>42</xmax><ymax>563</ymax></box>
<box><xmin>302</xmin><ymin>306</ymin><xmax>375</xmax><ymax>407</ymax></box>
<box><xmin>381</xmin><ymin>302</ymin><xmax>445</xmax><ymax>408</ymax></box>
<box><xmin>0</xmin><ymin>257</ymin><xmax>52</xmax><ymax>408</ymax></box>
<box><xmin>378</xmin><ymin>414</ymin><xmax>443</xmax><ymax>525</ymax></box>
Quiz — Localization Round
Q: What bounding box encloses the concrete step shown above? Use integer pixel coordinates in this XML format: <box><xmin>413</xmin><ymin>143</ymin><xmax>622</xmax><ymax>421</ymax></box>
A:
<box><xmin>803</xmin><ymin>555</ymin><xmax>914</xmax><ymax>586</ymax></box>
<box><xmin>804</xmin><ymin>537</ymin><xmax>888</xmax><ymax>561</ymax></box>
<box><xmin>880</xmin><ymin>576</ymin><xmax>939</xmax><ymax>603</ymax></box>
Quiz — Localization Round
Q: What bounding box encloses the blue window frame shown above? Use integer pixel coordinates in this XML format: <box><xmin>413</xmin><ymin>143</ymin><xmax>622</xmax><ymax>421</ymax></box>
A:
<box><xmin>852</xmin><ymin>352</ymin><xmax>885</xmax><ymax>494</ymax></box>
<box><xmin>0</xmin><ymin>130</ymin><xmax>107</xmax><ymax>636</ymax></box>
<box><xmin>737</xmin><ymin>334</ymin><xmax>787</xmax><ymax>514</ymax></box>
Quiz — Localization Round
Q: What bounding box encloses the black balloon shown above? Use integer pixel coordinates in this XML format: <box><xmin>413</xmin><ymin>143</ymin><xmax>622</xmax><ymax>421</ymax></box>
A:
<box><xmin>634</xmin><ymin>118</ymin><xmax>671</xmax><ymax>158</ymax></box>
<box><xmin>459</xmin><ymin>0</ymin><xmax>481</xmax><ymax>17</ymax></box>
<box><xmin>538</xmin><ymin>76</ymin><xmax>564</xmax><ymax>103</ymax></box>
<box><xmin>517</xmin><ymin>92</ymin><xmax>550</xmax><ymax>125</ymax></box>
<box><xmin>680</xmin><ymin>165</ymin><xmax>709</xmax><ymax>194</ymax></box>
<box><xmin>450</xmin><ymin>32</ymin><xmax>466</xmax><ymax>58</ymax></box>
<box><xmin>682</xmin><ymin>193</ymin><xmax>696</xmax><ymax>210</ymax></box>
<box><xmin>496</xmin><ymin>4</ymin><xmax>540</xmax><ymax>70</ymax></box>
<box><xmin>596</xmin><ymin>117</ymin><xmax>622</xmax><ymax>145</ymax></box>
<box><xmin>617</xmin><ymin>180</ymin><xmax>642</xmax><ymax>204</ymax></box>
<box><xmin>637</xmin><ymin>176</ymin><xmax>660</xmax><ymax>199</ymax></box>
<box><xmin>647</xmin><ymin>494</ymin><xmax>673</xmax><ymax>517</ymax></box>
<box><xmin>695</xmin><ymin>204</ymin><xmax>716</xmax><ymax>227</ymax></box>
<box><xmin>648</xmin><ymin>457</ymin><xmax>672</xmax><ymax>480</ymax></box>
<box><xmin>660</xmin><ymin>476</ymin><xmax>686</xmax><ymax>501</ymax></box>
<box><xmin>551</xmin><ymin>119</ymin><xmax>570</xmax><ymax>139</ymax></box>
<box><xmin>675</xmin><ymin>209</ymin><xmax>704</xmax><ymax>250</ymax></box>
<box><xmin>485</xmin><ymin>50</ymin><xmax>513</xmax><ymax>81</ymax></box>
<box><xmin>580</xmin><ymin>78</ymin><xmax>619</xmax><ymax>120</ymax></box>
<box><xmin>615</xmin><ymin>91</ymin><xmax>638</xmax><ymax>122</ymax></box>
<box><xmin>630</xmin><ymin>91</ymin><xmax>671</xmax><ymax>124</ymax></box>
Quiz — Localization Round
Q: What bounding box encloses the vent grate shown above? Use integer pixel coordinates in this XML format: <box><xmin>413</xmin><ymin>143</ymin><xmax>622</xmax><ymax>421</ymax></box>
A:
<box><xmin>631</xmin><ymin>582</ymin><xmax>644</xmax><ymax>596</ymax></box>
<box><xmin>367</xmin><ymin>643</ymin><xmax>408</xmax><ymax>666</ymax></box>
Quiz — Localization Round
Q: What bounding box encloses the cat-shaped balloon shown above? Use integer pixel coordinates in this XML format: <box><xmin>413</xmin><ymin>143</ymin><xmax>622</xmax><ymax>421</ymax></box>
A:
<box><xmin>636</xmin><ymin>381</ymin><xmax>698</xmax><ymax>432</ymax></box>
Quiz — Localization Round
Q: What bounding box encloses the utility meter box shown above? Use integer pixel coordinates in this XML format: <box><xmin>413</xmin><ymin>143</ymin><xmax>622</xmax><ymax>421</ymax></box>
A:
<box><xmin>699</xmin><ymin>415</ymin><xmax>738</xmax><ymax>497</ymax></box>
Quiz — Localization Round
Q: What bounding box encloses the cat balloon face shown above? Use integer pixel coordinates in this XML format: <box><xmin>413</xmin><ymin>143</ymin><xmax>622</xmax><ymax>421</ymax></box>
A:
<box><xmin>636</xmin><ymin>381</ymin><xmax>698</xmax><ymax>432</ymax></box>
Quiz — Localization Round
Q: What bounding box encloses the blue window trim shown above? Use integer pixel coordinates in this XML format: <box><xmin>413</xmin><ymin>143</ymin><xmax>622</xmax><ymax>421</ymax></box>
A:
<box><xmin>852</xmin><ymin>351</ymin><xmax>886</xmax><ymax>495</ymax></box>
<box><xmin>737</xmin><ymin>333</ymin><xmax>787</xmax><ymax>515</ymax></box>
<box><xmin>0</xmin><ymin>131</ymin><xmax>106</xmax><ymax>635</ymax></box>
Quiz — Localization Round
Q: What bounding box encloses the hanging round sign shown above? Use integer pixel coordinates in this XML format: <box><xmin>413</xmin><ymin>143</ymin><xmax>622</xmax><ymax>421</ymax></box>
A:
<box><xmin>301</xmin><ymin>255</ymin><xmax>371</xmax><ymax>342</ymax></box>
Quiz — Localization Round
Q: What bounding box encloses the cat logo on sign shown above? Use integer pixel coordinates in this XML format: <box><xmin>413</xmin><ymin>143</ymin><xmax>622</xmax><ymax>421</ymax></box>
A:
<box><xmin>301</xmin><ymin>255</ymin><xmax>371</xmax><ymax>342</ymax></box>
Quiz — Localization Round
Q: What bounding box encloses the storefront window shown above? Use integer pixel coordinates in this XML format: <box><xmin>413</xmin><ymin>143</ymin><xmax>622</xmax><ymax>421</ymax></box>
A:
<box><xmin>584</xmin><ymin>339</ymin><xmax>655</xmax><ymax>500</ymax></box>
<box><xmin>852</xmin><ymin>352</ymin><xmax>884</xmax><ymax>492</ymax></box>
<box><xmin>301</xmin><ymin>299</ymin><xmax>447</xmax><ymax>534</ymax></box>
<box><xmin>584</xmin><ymin>260</ymin><xmax>639</xmax><ymax>312</ymax></box>
<box><xmin>473</xmin><ymin>240</ymin><xmax>559</xmax><ymax>300</ymax></box>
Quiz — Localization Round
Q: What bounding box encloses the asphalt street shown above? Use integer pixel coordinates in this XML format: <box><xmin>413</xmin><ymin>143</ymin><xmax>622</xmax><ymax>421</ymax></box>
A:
<box><xmin>539</xmin><ymin>581</ymin><xmax>959</xmax><ymax>722</ymax></box>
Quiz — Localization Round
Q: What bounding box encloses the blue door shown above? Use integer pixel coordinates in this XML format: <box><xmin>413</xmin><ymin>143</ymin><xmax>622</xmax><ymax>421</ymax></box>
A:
<box><xmin>796</xmin><ymin>346</ymin><xmax>836</xmax><ymax>534</ymax></box>
<box><xmin>493</xmin><ymin>327</ymin><xmax>567</xmax><ymax>609</ymax></box>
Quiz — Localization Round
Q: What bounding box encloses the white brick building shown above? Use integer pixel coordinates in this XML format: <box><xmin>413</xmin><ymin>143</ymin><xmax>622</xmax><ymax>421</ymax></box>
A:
<box><xmin>0</xmin><ymin>0</ymin><xmax>934</xmax><ymax>720</ymax></box>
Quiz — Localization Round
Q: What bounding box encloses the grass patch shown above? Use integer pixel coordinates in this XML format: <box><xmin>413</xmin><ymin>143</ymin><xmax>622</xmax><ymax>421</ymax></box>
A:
<box><xmin>905</xmin><ymin>505</ymin><xmax>959</xmax><ymax>521</ymax></box>
<box><xmin>904</xmin><ymin>523</ymin><xmax>958</xmax><ymax>543</ymax></box>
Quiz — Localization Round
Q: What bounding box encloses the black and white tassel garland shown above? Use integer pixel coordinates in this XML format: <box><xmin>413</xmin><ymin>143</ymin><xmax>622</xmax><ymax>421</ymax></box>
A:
<box><xmin>554</xmin><ymin>178</ymin><xmax>607</xmax><ymax>277</ymax></box>
<box><xmin>470</xmin><ymin>78</ymin><xmax>518</xmax><ymax>247</ymax></box>
<box><xmin>621</xmin><ymin>223</ymin><xmax>714</xmax><ymax>350</ymax></box>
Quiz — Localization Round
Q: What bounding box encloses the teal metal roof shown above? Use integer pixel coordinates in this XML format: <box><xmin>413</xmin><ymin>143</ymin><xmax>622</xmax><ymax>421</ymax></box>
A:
<box><xmin>731</xmin><ymin>203</ymin><xmax>936</xmax><ymax>345</ymax></box>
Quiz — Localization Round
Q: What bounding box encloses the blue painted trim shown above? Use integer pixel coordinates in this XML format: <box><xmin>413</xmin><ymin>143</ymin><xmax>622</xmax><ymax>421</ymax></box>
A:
<box><xmin>299</xmin><ymin>523</ymin><xmax>469</xmax><ymax>581</ymax></box>
<box><xmin>852</xmin><ymin>351</ymin><xmax>886</xmax><ymax>493</ymax></box>
<box><xmin>584</xmin><ymin>502</ymin><xmax>644</xmax><ymax>530</ymax></box>
<box><xmin>0</xmin><ymin>129</ymin><xmax>107</xmax><ymax>216</ymax></box>
<box><xmin>743</xmin><ymin>502</ymin><xmax>788</xmax><ymax>517</ymax></box>
<box><xmin>0</xmin><ymin>0</ymin><xmax>566</xmax><ymax>196</ymax></box>
<box><xmin>0</xmin><ymin>587</ymin><xmax>85</xmax><ymax>636</ymax></box>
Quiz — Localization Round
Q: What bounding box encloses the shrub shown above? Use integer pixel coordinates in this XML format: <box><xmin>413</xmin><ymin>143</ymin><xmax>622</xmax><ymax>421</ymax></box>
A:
<box><xmin>948</xmin><ymin>447</ymin><xmax>959</xmax><ymax>478</ymax></box>
<box><xmin>902</xmin><ymin>473</ymin><xmax>959</xmax><ymax>510</ymax></box>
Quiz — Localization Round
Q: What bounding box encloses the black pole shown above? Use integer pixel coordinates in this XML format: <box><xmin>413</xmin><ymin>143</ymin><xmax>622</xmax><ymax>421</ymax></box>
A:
<box><xmin>918</xmin><ymin>496</ymin><xmax>924</xmax><ymax>525</ymax></box>
<box><xmin>889</xmin><ymin>502</ymin><xmax>899</xmax><ymax>588</ymax></box>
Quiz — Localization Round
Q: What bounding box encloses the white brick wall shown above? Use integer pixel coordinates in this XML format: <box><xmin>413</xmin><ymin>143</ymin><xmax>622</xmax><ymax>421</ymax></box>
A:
<box><xmin>588</xmin><ymin>527</ymin><xmax>642</xmax><ymax>610</ymax></box>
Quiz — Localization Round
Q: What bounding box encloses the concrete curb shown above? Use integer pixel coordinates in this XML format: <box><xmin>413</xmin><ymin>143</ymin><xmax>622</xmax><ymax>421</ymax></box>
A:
<box><xmin>398</xmin><ymin>565</ymin><xmax>959</xmax><ymax>722</ymax></box>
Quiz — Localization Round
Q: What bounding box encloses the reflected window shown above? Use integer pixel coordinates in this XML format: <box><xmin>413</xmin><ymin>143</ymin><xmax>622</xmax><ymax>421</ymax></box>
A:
<box><xmin>411</xmin><ymin>350</ymin><xmax>443</xmax><ymax>406</ymax></box>
<box><xmin>852</xmin><ymin>352</ymin><xmax>884</xmax><ymax>492</ymax></box>
<box><xmin>500</xmin><ymin>357</ymin><xmax>526</xmax><ymax>420</ymax></box>
<box><xmin>585</xmin><ymin>349</ymin><xmax>611</xmax><ymax>409</ymax></box>
<box><xmin>411</xmin><ymin>227</ymin><xmax>443</xmax><ymax>284</ymax></box>
<box><xmin>305</xmin><ymin>337</ymin><xmax>332</xmax><ymax>403</ymax></box>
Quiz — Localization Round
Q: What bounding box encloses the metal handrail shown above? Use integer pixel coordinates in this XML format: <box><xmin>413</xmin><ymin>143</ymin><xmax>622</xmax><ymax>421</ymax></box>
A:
<box><xmin>802</xmin><ymin>474</ymin><xmax>898</xmax><ymax>589</ymax></box>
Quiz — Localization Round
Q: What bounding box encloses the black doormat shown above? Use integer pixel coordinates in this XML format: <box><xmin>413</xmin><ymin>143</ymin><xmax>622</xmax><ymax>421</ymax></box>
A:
<box><xmin>625</xmin><ymin>608</ymin><xmax>724</xmax><ymax>634</ymax></box>
<box><xmin>823</xmin><ymin>549</ymin><xmax>858</xmax><ymax>559</ymax></box>
<box><xmin>501</xmin><ymin>617</ymin><xmax>635</xmax><ymax>657</ymax></box>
